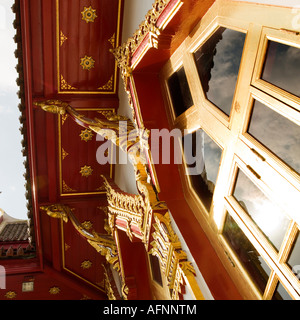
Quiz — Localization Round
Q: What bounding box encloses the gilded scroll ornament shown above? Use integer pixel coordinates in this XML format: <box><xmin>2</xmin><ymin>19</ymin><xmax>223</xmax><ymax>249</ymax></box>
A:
<box><xmin>80</xmin><ymin>55</ymin><xmax>95</xmax><ymax>70</ymax></box>
<box><xmin>81</xmin><ymin>6</ymin><xmax>97</xmax><ymax>23</ymax></box>
<box><xmin>40</xmin><ymin>204</ymin><xmax>120</xmax><ymax>272</ymax></box>
<box><xmin>80</xmin><ymin>129</ymin><xmax>94</xmax><ymax>142</ymax></box>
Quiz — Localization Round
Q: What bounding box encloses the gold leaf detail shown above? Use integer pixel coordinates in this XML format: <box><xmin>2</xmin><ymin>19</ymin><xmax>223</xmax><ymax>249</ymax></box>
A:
<box><xmin>81</xmin><ymin>220</ymin><xmax>93</xmax><ymax>230</ymax></box>
<box><xmin>60</xmin><ymin>75</ymin><xmax>77</xmax><ymax>90</ymax></box>
<box><xmin>60</xmin><ymin>31</ymin><xmax>68</xmax><ymax>46</ymax></box>
<box><xmin>81</xmin><ymin>6</ymin><xmax>97</xmax><ymax>23</ymax></box>
<box><xmin>61</xmin><ymin>113</ymin><xmax>68</xmax><ymax>125</ymax></box>
<box><xmin>5</xmin><ymin>291</ymin><xmax>17</xmax><ymax>299</ymax></box>
<box><xmin>98</xmin><ymin>75</ymin><xmax>113</xmax><ymax>90</ymax></box>
<box><xmin>80</xmin><ymin>165</ymin><xmax>93</xmax><ymax>178</ymax></box>
<box><xmin>49</xmin><ymin>287</ymin><xmax>60</xmax><ymax>295</ymax></box>
<box><xmin>62</xmin><ymin>148</ymin><xmax>69</xmax><ymax>160</ymax></box>
<box><xmin>108</xmin><ymin>33</ymin><xmax>115</xmax><ymax>48</ymax></box>
<box><xmin>81</xmin><ymin>260</ymin><xmax>92</xmax><ymax>269</ymax></box>
<box><xmin>65</xmin><ymin>243</ymin><xmax>71</xmax><ymax>251</ymax></box>
<box><xmin>62</xmin><ymin>180</ymin><xmax>76</xmax><ymax>193</ymax></box>
<box><xmin>80</xmin><ymin>129</ymin><xmax>94</xmax><ymax>142</ymax></box>
<box><xmin>80</xmin><ymin>55</ymin><xmax>95</xmax><ymax>70</ymax></box>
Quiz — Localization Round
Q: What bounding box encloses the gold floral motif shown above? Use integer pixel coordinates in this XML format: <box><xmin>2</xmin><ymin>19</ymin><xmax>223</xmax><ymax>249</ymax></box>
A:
<box><xmin>81</xmin><ymin>220</ymin><xmax>93</xmax><ymax>230</ymax></box>
<box><xmin>81</xmin><ymin>6</ymin><xmax>97</xmax><ymax>23</ymax></box>
<box><xmin>62</xmin><ymin>148</ymin><xmax>69</xmax><ymax>160</ymax></box>
<box><xmin>80</xmin><ymin>55</ymin><xmax>95</xmax><ymax>70</ymax></box>
<box><xmin>4</xmin><ymin>291</ymin><xmax>17</xmax><ymax>299</ymax></box>
<box><xmin>65</xmin><ymin>243</ymin><xmax>70</xmax><ymax>251</ymax></box>
<box><xmin>62</xmin><ymin>180</ymin><xmax>76</xmax><ymax>193</ymax></box>
<box><xmin>49</xmin><ymin>287</ymin><xmax>60</xmax><ymax>295</ymax></box>
<box><xmin>80</xmin><ymin>165</ymin><xmax>93</xmax><ymax>178</ymax></box>
<box><xmin>108</xmin><ymin>33</ymin><xmax>116</xmax><ymax>48</ymax></box>
<box><xmin>80</xmin><ymin>129</ymin><xmax>94</xmax><ymax>142</ymax></box>
<box><xmin>81</xmin><ymin>260</ymin><xmax>92</xmax><ymax>269</ymax></box>
<box><xmin>61</xmin><ymin>75</ymin><xmax>77</xmax><ymax>90</ymax></box>
<box><xmin>98</xmin><ymin>75</ymin><xmax>113</xmax><ymax>91</ymax></box>
<box><xmin>60</xmin><ymin>31</ymin><xmax>68</xmax><ymax>46</ymax></box>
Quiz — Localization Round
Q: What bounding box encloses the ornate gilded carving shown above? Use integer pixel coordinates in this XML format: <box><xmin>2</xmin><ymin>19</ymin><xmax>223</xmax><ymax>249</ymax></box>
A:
<box><xmin>81</xmin><ymin>260</ymin><xmax>92</xmax><ymax>270</ymax></box>
<box><xmin>98</xmin><ymin>75</ymin><xmax>113</xmax><ymax>90</ymax></box>
<box><xmin>34</xmin><ymin>99</ymin><xmax>67</xmax><ymax>115</ymax></box>
<box><xmin>40</xmin><ymin>204</ymin><xmax>69</xmax><ymax>223</ymax></box>
<box><xmin>80</xmin><ymin>55</ymin><xmax>95</xmax><ymax>70</ymax></box>
<box><xmin>108</xmin><ymin>33</ymin><xmax>116</xmax><ymax>48</ymax></box>
<box><xmin>4</xmin><ymin>291</ymin><xmax>17</xmax><ymax>299</ymax></box>
<box><xmin>49</xmin><ymin>287</ymin><xmax>60</xmax><ymax>295</ymax></box>
<box><xmin>60</xmin><ymin>75</ymin><xmax>77</xmax><ymax>90</ymax></box>
<box><xmin>81</xmin><ymin>220</ymin><xmax>93</xmax><ymax>231</ymax></box>
<box><xmin>62</xmin><ymin>148</ymin><xmax>69</xmax><ymax>160</ymax></box>
<box><xmin>149</xmin><ymin>211</ymin><xmax>204</xmax><ymax>300</ymax></box>
<box><xmin>62</xmin><ymin>180</ymin><xmax>76</xmax><ymax>193</ymax></box>
<box><xmin>80</xmin><ymin>165</ymin><xmax>93</xmax><ymax>178</ymax></box>
<box><xmin>40</xmin><ymin>204</ymin><xmax>120</xmax><ymax>272</ymax></box>
<box><xmin>81</xmin><ymin>6</ymin><xmax>97</xmax><ymax>23</ymax></box>
<box><xmin>60</xmin><ymin>31</ymin><xmax>68</xmax><ymax>46</ymax></box>
<box><xmin>80</xmin><ymin>129</ymin><xmax>94</xmax><ymax>142</ymax></box>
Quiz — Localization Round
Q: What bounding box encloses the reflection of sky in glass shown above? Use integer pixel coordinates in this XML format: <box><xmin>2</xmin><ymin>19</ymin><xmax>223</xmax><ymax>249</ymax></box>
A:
<box><xmin>262</xmin><ymin>41</ymin><xmax>300</xmax><ymax>97</ymax></box>
<box><xmin>194</xmin><ymin>28</ymin><xmax>245</xmax><ymax>116</ymax></box>
<box><xmin>0</xmin><ymin>2</ymin><xmax>27</xmax><ymax>220</ymax></box>
<box><xmin>248</xmin><ymin>100</ymin><xmax>300</xmax><ymax>174</ymax></box>
<box><xmin>233</xmin><ymin>169</ymin><xmax>290</xmax><ymax>252</ymax></box>
<box><xmin>183</xmin><ymin>129</ymin><xmax>222</xmax><ymax>211</ymax></box>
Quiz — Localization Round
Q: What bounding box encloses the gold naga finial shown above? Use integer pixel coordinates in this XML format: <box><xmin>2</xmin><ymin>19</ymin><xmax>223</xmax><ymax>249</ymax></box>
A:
<box><xmin>40</xmin><ymin>204</ymin><xmax>69</xmax><ymax>223</ymax></box>
<box><xmin>34</xmin><ymin>100</ymin><xmax>68</xmax><ymax>115</ymax></box>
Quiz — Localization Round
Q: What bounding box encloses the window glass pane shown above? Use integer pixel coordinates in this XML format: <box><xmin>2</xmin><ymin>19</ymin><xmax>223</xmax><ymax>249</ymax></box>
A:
<box><xmin>194</xmin><ymin>27</ymin><xmax>245</xmax><ymax>116</ymax></box>
<box><xmin>248</xmin><ymin>100</ymin><xmax>300</xmax><ymax>175</ymax></box>
<box><xmin>287</xmin><ymin>232</ymin><xmax>300</xmax><ymax>281</ymax></box>
<box><xmin>183</xmin><ymin>129</ymin><xmax>222</xmax><ymax>211</ymax></box>
<box><xmin>233</xmin><ymin>169</ymin><xmax>291</xmax><ymax>252</ymax></box>
<box><xmin>261</xmin><ymin>41</ymin><xmax>300</xmax><ymax>97</ymax></box>
<box><xmin>272</xmin><ymin>282</ymin><xmax>293</xmax><ymax>300</ymax></box>
<box><xmin>167</xmin><ymin>66</ymin><xmax>193</xmax><ymax>117</ymax></box>
<box><xmin>223</xmin><ymin>213</ymin><xmax>271</xmax><ymax>294</ymax></box>
<box><xmin>149</xmin><ymin>254</ymin><xmax>163</xmax><ymax>287</ymax></box>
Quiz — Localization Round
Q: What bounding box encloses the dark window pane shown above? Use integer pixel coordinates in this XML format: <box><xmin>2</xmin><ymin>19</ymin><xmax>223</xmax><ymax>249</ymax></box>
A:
<box><xmin>272</xmin><ymin>282</ymin><xmax>293</xmax><ymax>300</ymax></box>
<box><xmin>183</xmin><ymin>129</ymin><xmax>222</xmax><ymax>211</ymax></box>
<box><xmin>233</xmin><ymin>169</ymin><xmax>290</xmax><ymax>252</ymax></box>
<box><xmin>248</xmin><ymin>99</ymin><xmax>300</xmax><ymax>175</ymax></box>
<box><xmin>194</xmin><ymin>27</ymin><xmax>245</xmax><ymax>116</ymax></box>
<box><xmin>262</xmin><ymin>41</ymin><xmax>300</xmax><ymax>97</ymax></box>
<box><xmin>149</xmin><ymin>254</ymin><xmax>163</xmax><ymax>287</ymax></box>
<box><xmin>167</xmin><ymin>66</ymin><xmax>193</xmax><ymax>117</ymax></box>
<box><xmin>223</xmin><ymin>213</ymin><xmax>271</xmax><ymax>294</ymax></box>
<box><xmin>287</xmin><ymin>232</ymin><xmax>300</xmax><ymax>281</ymax></box>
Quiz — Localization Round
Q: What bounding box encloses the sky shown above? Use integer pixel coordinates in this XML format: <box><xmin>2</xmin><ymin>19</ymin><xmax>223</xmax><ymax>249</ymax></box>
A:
<box><xmin>0</xmin><ymin>0</ymin><xmax>27</xmax><ymax>220</ymax></box>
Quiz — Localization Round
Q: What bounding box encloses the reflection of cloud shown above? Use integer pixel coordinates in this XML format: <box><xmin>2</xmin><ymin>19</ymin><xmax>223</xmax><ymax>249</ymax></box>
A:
<box><xmin>249</xmin><ymin>100</ymin><xmax>300</xmax><ymax>174</ymax></box>
<box><xmin>206</xmin><ymin>28</ymin><xmax>245</xmax><ymax>115</ymax></box>
<box><xmin>234</xmin><ymin>170</ymin><xmax>290</xmax><ymax>251</ymax></box>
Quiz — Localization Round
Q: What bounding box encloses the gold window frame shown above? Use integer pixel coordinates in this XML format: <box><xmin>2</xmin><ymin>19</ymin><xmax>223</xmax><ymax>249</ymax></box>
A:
<box><xmin>160</xmin><ymin>0</ymin><xmax>300</xmax><ymax>299</ymax></box>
